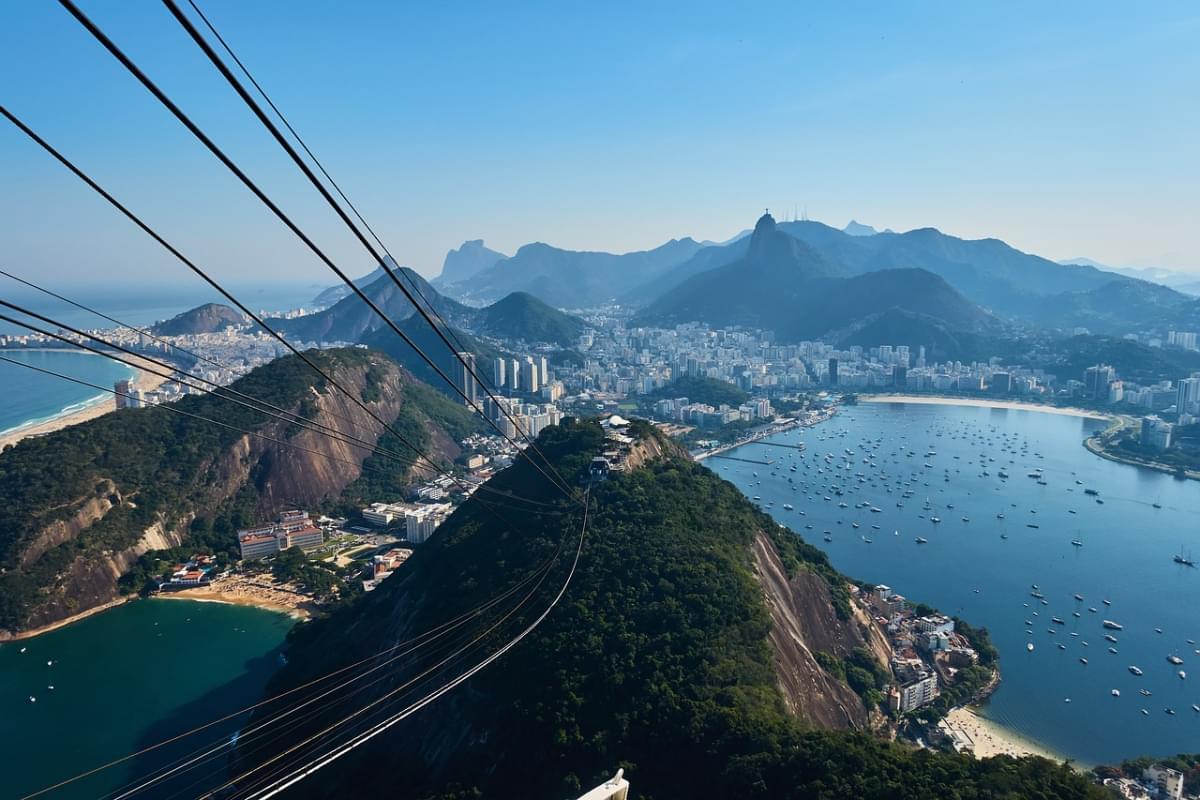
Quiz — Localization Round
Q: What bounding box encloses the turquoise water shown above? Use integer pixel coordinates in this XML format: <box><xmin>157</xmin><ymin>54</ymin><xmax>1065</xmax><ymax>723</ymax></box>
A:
<box><xmin>1</xmin><ymin>599</ymin><xmax>293</xmax><ymax>798</ymax></box>
<box><xmin>714</xmin><ymin>401</ymin><xmax>1200</xmax><ymax>765</ymax></box>
<box><xmin>0</xmin><ymin>350</ymin><xmax>135</xmax><ymax>434</ymax></box>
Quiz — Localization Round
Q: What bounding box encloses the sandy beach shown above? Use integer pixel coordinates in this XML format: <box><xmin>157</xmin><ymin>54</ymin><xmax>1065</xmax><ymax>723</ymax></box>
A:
<box><xmin>943</xmin><ymin>707</ymin><xmax>1062</xmax><ymax>760</ymax></box>
<box><xmin>0</xmin><ymin>352</ymin><xmax>170</xmax><ymax>450</ymax></box>
<box><xmin>156</xmin><ymin>574</ymin><xmax>316</xmax><ymax>619</ymax></box>
<box><xmin>860</xmin><ymin>394</ymin><xmax>1110</xmax><ymax>420</ymax></box>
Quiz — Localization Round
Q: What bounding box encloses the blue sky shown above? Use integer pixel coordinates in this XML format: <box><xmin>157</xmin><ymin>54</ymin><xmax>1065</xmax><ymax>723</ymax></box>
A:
<box><xmin>1</xmin><ymin>1</ymin><xmax>1197</xmax><ymax>288</ymax></box>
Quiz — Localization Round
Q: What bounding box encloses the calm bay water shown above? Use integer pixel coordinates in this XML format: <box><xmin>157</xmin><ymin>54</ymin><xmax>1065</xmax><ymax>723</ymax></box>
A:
<box><xmin>1</xmin><ymin>599</ymin><xmax>292</xmax><ymax>798</ymax></box>
<box><xmin>714</xmin><ymin>401</ymin><xmax>1200</xmax><ymax>765</ymax></box>
<box><xmin>0</xmin><ymin>350</ymin><xmax>135</xmax><ymax>434</ymax></box>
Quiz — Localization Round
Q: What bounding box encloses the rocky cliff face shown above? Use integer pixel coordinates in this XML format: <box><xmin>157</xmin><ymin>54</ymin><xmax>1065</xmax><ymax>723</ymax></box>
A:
<box><xmin>0</xmin><ymin>351</ymin><xmax>457</xmax><ymax>635</ymax></box>
<box><xmin>752</xmin><ymin>533</ymin><xmax>891</xmax><ymax>728</ymax></box>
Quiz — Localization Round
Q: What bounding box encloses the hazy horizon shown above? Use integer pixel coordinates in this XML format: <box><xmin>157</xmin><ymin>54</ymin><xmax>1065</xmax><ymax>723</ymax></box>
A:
<box><xmin>2</xmin><ymin>1</ymin><xmax>1197</xmax><ymax>285</ymax></box>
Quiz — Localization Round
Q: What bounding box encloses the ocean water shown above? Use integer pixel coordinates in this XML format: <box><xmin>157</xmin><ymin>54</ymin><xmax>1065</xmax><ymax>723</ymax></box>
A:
<box><xmin>0</xmin><ymin>599</ymin><xmax>293</xmax><ymax>799</ymax></box>
<box><xmin>713</xmin><ymin>401</ymin><xmax>1200</xmax><ymax>765</ymax></box>
<box><xmin>0</xmin><ymin>350</ymin><xmax>136</xmax><ymax>434</ymax></box>
<box><xmin>0</xmin><ymin>281</ymin><xmax>327</xmax><ymax>336</ymax></box>
<box><xmin>0</xmin><ymin>280</ymin><xmax>324</xmax><ymax>434</ymax></box>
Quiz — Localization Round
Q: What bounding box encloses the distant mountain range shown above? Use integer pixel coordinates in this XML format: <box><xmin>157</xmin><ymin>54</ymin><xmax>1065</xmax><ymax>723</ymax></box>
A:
<box><xmin>634</xmin><ymin>213</ymin><xmax>1006</xmax><ymax>360</ymax></box>
<box><xmin>283</xmin><ymin>268</ymin><xmax>474</xmax><ymax>344</ymax></box>
<box><xmin>842</xmin><ymin>219</ymin><xmax>893</xmax><ymax>236</ymax></box>
<box><xmin>432</xmin><ymin>239</ymin><xmax>508</xmax><ymax>289</ymax></box>
<box><xmin>286</xmin><ymin>266</ymin><xmax>587</xmax><ymax>356</ymax></box>
<box><xmin>1059</xmin><ymin>258</ymin><xmax>1200</xmax><ymax>297</ymax></box>
<box><xmin>151</xmin><ymin>303</ymin><xmax>247</xmax><ymax>336</ymax></box>
<box><xmin>434</xmin><ymin>237</ymin><xmax>706</xmax><ymax>307</ymax></box>
<box><xmin>310</xmin><ymin>255</ymin><xmax>402</xmax><ymax>308</ymax></box>
<box><xmin>312</xmin><ymin>214</ymin><xmax>1200</xmax><ymax>346</ymax></box>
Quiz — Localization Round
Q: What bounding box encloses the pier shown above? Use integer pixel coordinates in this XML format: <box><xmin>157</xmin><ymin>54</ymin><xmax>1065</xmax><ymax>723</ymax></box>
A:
<box><xmin>707</xmin><ymin>454</ymin><xmax>774</xmax><ymax>465</ymax></box>
<box><xmin>747</xmin><ymin>440</ymin><xmax>806</xmax><ymax>450</ymax></box>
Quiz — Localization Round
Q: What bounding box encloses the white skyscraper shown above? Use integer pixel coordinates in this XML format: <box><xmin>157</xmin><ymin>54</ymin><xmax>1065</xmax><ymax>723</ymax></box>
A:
<box><xmin>509</xmin><ymin>358</ymin><xmax>521</xmax><ymax>392</ymax></box>
<box><xmin>493</xmin><ymin>357</ymin><xmax>506</xmax><ymax>390</ymax></box>
<box><xmin>522</xmin><ymin>357</ymin><xmax>539</xmax><ymax>394</ymax></box>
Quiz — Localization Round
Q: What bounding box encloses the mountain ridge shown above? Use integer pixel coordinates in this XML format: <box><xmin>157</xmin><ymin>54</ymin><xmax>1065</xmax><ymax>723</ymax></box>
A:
<box><xmin>635</xmin><ymin>214</ymin><xmax>1003</xmax><ymax>359</ymax></box>
<box><xmin>239</xmin><ymin>420</ymin><xmax>1104</xmax><ymax>799</ymax></box>
<box><xmin>0</xmin><ymin>349</ymin><xmax>473</xmax><ymax>634</ymax></box>
<box><xmin>151</xmin><ymin>303</ymin><xmax>247</xmax><ymax>336</ymax></box>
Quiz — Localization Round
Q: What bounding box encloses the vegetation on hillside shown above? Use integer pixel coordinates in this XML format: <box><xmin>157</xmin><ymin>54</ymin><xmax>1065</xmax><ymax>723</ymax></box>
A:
<box><xmin>257</xmin><ymin>421</ymin><xmax>1101</xmax><ymax>800</ymax></box>
<box><xmin>474</xmin><ymin>291</ymin><xmax>587</xmax><ymax>347</ymax></box>
<box><xmin>642</xmin><ymin>375</ymin><xmax>748</xmax><ymax>408</ymax></box>
<box><xmin>0</xmin><ymin>349</ymin><xmax>456</xmax><ymax>630</ymax></box>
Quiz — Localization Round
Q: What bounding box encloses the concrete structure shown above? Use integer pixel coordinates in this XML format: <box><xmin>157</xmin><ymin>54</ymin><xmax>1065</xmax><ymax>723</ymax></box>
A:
<box><xmin>405</xmin><ymin>502</ymin><xmax>452</xmax><ymax>544</ymax></box>
<box><xmin>1140</xmin><ymin>415</ymin><xmax>1174</xmax><ymax>450</ymax></box>
<box><xmin>521</xmin><ymin>356</ymin><xmax>540</xmax><ymax>394</ymax></box>
<box><xmin>454</xmin><ymin>351</ymin><xmax>478</xmax><ymax>408</ymax></box>
<box><xmin>1177</xmin><ymin>375</ymin><xmax>1200</xmax><ymax>417</ymax></box>
<box><xmin>237</xmin><ymin>510</ymin><xmax>325</xmax><ymax>560</ymax></box>
<box><xmin>1143</xmin><ymin>764</ymin><xmax>1185</xmax><ymax>800</ymax></box>
<box><xmin>575</xmin><ymin>770</ymin><xmax>630</xmax><ymax>800</ymax></box>
<box><xmin>493</xmin><ymin>356</ymin><xmax>506</xmax><ymax>390</ymax></box>
<box><xmin>892</xmin><ymin>673</ymin><xmax>939</xmax><ymax>713</ymax></box>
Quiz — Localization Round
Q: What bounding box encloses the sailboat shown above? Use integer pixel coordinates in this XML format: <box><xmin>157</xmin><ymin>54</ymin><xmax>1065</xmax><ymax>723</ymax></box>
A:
<box><xmin>1174</xmin><ymin>547</ymin><xmax>1195</xmax><ymax>567</ymax></box>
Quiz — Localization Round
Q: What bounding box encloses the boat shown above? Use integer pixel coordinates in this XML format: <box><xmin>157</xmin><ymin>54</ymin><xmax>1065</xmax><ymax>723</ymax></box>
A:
<box><xmin>1071</xmin><ymin>539</ymin><xmax>1083</xmax><ymax>547</ymax></box>
<box><xmin>1026</xmin><ymin>643</ymin><xmax>1034</xmax><ymax>652</ymax></box>
<box><xmin>1141</xmin><ymin>709</ymin><xmax>1149</xmax><ymax>715</ymax></box>
<box><xmin>1103</xmin><ymin>620</ymin><xmax>1123</xmax><ymax>630</ymax></box>
<box><xmin>1174</xmin><ymin>549</ymin><xmax>1196</xmax><ymax>567</ymax></box>
<box><xmin>915</xmin><ymin>537</ymin><xmax>928</xmax><ymax>544</ymax></box>
<box><xmin>1112</xmin><ymin>689</ymin><xmax>1120</xmax><ymax>697</ymax></box>
<box><xmin>1140</xmin><ymin>689</ymin><xmax>1152</xmax><ymax>697</ymax></box>
<box><xmin>1027</xmin><ymin>523</ymin><xmax>1040</xmax><ymax>529</ymax></box>
<box><xmin>1051</xmin><ymin>617</ymin><xmax>1065</xmax><ymax>625</ymax></box>
<box><xmin>1192</xmin><ymin>705</ymin><xmax>1199</xmax><ymax>713</ymax></box>
<box><xmin>1109</xmin><ymin>648</ymin><xmax>1119</xmax><ymax>654</ymax></box>
<box><xmin>1079</xmin><ymin>657</ymin><xmax>1088</xmax><ymax>664</ymax></box>
<box><xmin>1168</xmin><ymin>655</ymin><xmax>1184</xmax><ymax>665</ymax></box>
<box><xmin>1057</xmin><ymin>643</ymin><xmax>1067</xmax><ymax>650</ymax></box>
<box><xmin>1074</xmin><ymin>594</ymin><xmax>1084</xmax><ymax>601</ymax></box>
<box><xmin>28</xmin><ymin>696</ymin><xmax>36</xmax><ymax>703</ymax></box>
<box><xmin>782</xmin><ymin>504</ymin><xmax>793</xmax><ymax>510</ymax></box>
<box><xmin>1128</xmin><ymin>666</ymin><xmax>1144</xmax><ymax>676</ymax></box>
<box><xmin>1180</xmin><ymin>670</ymin><xmax>1187</xmax><ymax>679</ymax></box>
<box><xmin>930</xmin><ymin>517</ymin><xmax>941</xmax><ymax>523</ymax></box>
<box><xmin>1084</xmin><ymin>488</ymin><xmax>1099</xmax><ymax>496</ymax></box>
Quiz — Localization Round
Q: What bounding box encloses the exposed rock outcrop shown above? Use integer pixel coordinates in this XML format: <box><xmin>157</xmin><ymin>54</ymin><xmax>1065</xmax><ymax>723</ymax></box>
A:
<box><xmin>752</xmin><ymin>532</ymin><xmax>892</xmax><ymax>728</ymax></box>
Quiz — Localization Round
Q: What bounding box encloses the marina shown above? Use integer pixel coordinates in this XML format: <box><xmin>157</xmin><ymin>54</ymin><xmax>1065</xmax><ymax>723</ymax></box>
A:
<box><xmin>714</xmin><ymin>400</ymin><xmax>1200</xmax><ymax>764</ymax></box>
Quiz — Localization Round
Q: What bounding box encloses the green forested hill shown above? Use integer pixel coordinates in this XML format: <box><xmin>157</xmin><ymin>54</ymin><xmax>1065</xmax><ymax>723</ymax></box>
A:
<box><xmin>0</xmin><ymin>349</ymin><xmax>476</xmax><ymax>633</ymax></box>
<box><xmin>245</xmin><ymin>421</ymin><xmax>1103</xmax><ymax>800</ymax></box>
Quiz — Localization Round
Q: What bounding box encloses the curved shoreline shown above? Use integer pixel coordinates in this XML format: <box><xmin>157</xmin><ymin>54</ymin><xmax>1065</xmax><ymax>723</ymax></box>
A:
<box><xmin>859</xmin><ymin>394</ymin><xmax>1110</xmax><ymax>420</ymax></box>
<box><xmin>943</xmin><ymin>706</ymin><xmax>1064</xmax><ymax>762</ymax></box>
<box><xmin>0</xmin><ymin>597</ymin><xmax>134</xmax><ymax>642</ymax></box>
<box><xmin>0</xmin><ymin>352</ymin><xmax>169</xmax><ymax>450</ymax></box>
